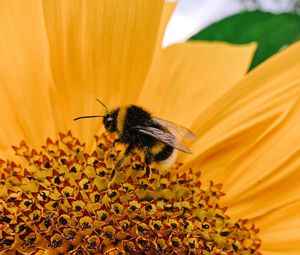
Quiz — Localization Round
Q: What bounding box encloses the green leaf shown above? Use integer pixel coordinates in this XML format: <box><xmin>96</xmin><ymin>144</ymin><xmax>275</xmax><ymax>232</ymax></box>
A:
<box><xmin>190</xmin><ymin>11</ymin><xmax>300</xmax><ymax>69</ymax></box>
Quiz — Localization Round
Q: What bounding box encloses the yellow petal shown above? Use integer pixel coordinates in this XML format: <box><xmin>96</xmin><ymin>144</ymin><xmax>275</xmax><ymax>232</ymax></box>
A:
<box><xmin>138</xmin><ymin>41</ymin><xmax>256</xmax><ymax>127</ymax></box>
<box><xmin>0</xmin><ymin>1</ymin><xmax>55</xmax><ymax>157</ymax></box>
<box><xmin>222</xmin><ymin>100</ymin><xmax>300</xmax><ymax>219</ymax></box>
<box><xmin>184</xmin><ymin>42</ymin><xmax>300</xmax><ymax>195</ymax></box>
<box><xmin>255</xmin><ymin>200</ymin><xmax>300</xmax><ymax>253</ymax></box>
<box><xmin>42</xmin><ymin>0</ymin><xmax>169</xmax><ymax>145</ymax></box>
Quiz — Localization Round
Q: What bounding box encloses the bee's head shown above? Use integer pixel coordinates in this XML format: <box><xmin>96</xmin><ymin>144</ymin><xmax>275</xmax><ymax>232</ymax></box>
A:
<box><xmin>103</xmin><ymin>109</ymin><xmax>118</xmax><ymax>133</ymax></box>
<box><xmin>74</xmin><ymin>99</ymin><xmax>119</xmax><ymax>132</ymax></box>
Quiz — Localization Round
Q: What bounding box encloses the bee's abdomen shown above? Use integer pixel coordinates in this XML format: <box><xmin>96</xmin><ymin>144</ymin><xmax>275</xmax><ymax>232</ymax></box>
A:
<box><xmin>151</xmin><ymin>143</ymin><xmax>174</xmax><ymax>162</ymax></box>
<box><xmin>151</xmin><ymin>143</ymin><xmax>177</xmax><ymax>169</ymax></box>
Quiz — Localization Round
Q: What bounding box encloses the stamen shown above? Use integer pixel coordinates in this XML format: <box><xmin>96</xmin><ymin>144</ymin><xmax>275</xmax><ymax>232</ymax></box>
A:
<box><xmin>0</xmin><ymin>132</ymin><xmax>262</xmax><ymax>254</ymax></box>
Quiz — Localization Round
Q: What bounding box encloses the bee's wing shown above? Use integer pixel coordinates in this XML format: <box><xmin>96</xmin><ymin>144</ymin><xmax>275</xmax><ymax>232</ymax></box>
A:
<box><xmin>152</xmin><ymin>117</ymin><xmax>197</xmax><ymax>141</ymax></box>
<box><xmin>134</xmin><ymin>126</ymin><xmax>192</xmax><ymax>154</ymax></box>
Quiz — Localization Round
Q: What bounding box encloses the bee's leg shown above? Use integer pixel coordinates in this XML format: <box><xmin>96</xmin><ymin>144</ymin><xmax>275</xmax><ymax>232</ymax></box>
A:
<box><xmin>106</xmin><ymin>138</ymin><xmax>120</xmax><ymax>159</ymax></box>
<box><xmin>144</xmin><ymin>150</ymin><xmax>153</xmax><ymax>178</ymax></box>
<box><xmin>110</xmin><ymin>144</ymin><xmax>134</xmax><ymax>180</ymax></box>
<box><xmin>144</xmin><ymin>152</ymin><xmax>152</xmax><ymax>165</ymax></box>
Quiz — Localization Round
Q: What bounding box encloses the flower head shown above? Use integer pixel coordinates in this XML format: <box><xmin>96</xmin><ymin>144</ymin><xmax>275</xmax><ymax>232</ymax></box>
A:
<box><xmin>0</xmin><ymin>132</ymin><xmax>262</xmax><ymax>254</ymax></box>
<box><xmin>0</xmin><ymin>1</ymin><xmax>300</xmax><ymax>254</ymax></box>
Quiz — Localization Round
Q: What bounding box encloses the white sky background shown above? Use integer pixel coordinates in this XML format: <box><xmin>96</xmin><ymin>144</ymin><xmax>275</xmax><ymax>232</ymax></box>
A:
<box><xmin>163</xmin><ymin>0</ymin><xmax>299</xmax><ymax>47</ymax></box>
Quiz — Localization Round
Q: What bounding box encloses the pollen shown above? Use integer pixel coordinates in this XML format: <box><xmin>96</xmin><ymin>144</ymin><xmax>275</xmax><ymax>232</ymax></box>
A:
<box><xmin>0</xmin><ymin>132</ymin><xmax>262</xmax><ymax>254</ymax></box>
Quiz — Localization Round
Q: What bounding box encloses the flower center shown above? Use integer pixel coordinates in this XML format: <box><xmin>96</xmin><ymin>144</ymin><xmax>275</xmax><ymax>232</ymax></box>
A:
<box><xmin>0</xmin><ymin>132</ymin><xmax>261</xmax><ymax>254</ymax></box>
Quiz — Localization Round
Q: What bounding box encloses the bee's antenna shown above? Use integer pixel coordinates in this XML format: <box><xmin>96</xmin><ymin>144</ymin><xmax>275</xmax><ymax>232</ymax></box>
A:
<box><xmin>96</xmin><ymin>98</ymin><xmax>108</xmax><ymax>109</ymax></box>
<box><xmin>73</xmin><ymin>115</ymin><xmax>104</xmax><ymax>121</ymax></box>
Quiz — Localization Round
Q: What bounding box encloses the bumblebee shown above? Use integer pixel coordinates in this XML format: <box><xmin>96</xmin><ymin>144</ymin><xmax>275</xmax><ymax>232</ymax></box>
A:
<box><xmin>74</xmin><ymin>100</ymin><xmax>196</xmax><ymax>177</ymax></box>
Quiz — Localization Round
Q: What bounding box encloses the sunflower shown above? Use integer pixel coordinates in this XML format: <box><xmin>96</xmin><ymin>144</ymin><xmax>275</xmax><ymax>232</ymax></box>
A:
<box><xmin>0</xmin><ymin>1</ymin><xmax>299</xmax><ymax>254</ymax></box>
